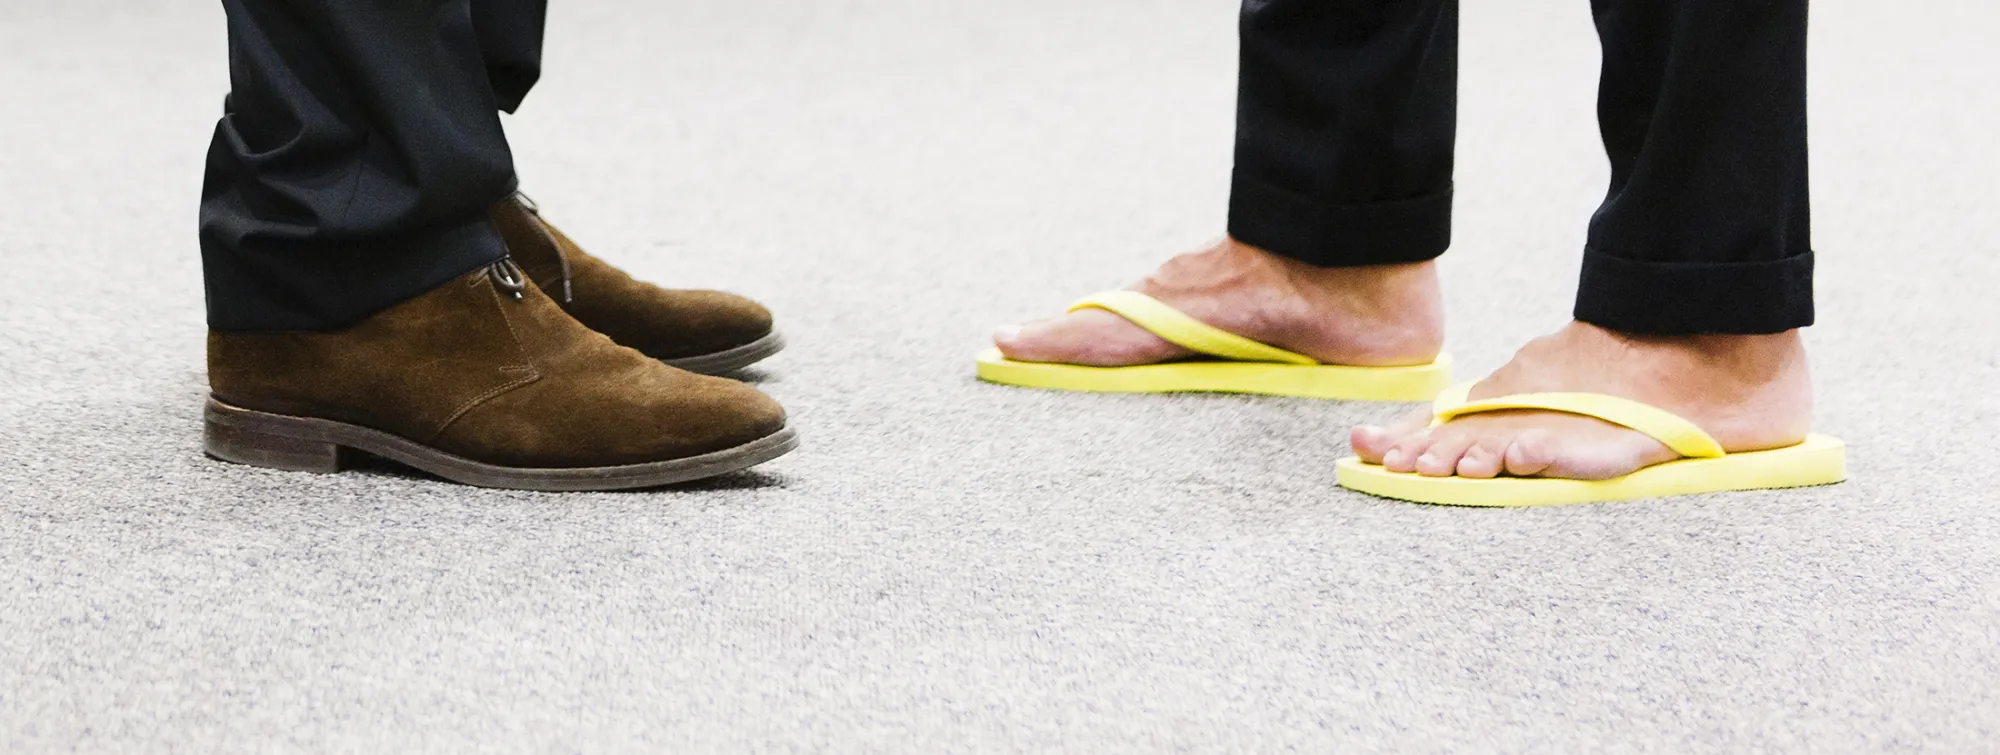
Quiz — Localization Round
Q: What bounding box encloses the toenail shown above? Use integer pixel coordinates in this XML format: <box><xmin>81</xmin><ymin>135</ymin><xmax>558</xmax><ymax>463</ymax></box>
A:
<box><xmin>993</xmin><ymin>324</ymin><xmax>1022</xmax><ymax>342</ymax></box>
<box><xmin>1384</xmin><ymin>449</ymin><xmax>1407</xmax><ymax>467</ymax></box>
<box><xmin>1417</xmin><ymin>453</ymin><xmax>1437</xmax><ymax>467</ymax></box>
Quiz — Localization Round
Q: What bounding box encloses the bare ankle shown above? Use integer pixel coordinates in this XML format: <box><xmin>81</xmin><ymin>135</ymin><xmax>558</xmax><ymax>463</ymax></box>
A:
<box><xmin>1597</xmin><ymin>325</ymin><xmax>1801</xmax><ymax>354</ymax></box>
<box><xmin>1573</xmin><ymin>323</ymin><xmax>1806</xmax><ymax>382</ymax></box>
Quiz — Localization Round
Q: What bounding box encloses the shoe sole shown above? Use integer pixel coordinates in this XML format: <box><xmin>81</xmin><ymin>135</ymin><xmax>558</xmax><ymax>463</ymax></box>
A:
<box><xmin>203</xmin><ymin>398</ymin><xmax>797</xmax><ymax>491</ymax></box>
<box><xmin>661</xmin><ymin>332</ymin><xmax>785</xmax><ymax>376</ymax></box>
<box><xmin>975</xmin><ymin>348</ymin><xmax>1454</xmax><ymax>401</ymax></box>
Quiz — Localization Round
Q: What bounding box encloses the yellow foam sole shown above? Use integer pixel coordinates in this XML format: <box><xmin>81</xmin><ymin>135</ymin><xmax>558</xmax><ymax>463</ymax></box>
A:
<box><xmin>975</xmin><ymin>348</ymin><xmax>1454</xmax><ymax>402</ymax></box>
<box><xmin>1335</xmin><ymin>434</ymin><xmax>1847</xmax><ymax>507</ymax></box>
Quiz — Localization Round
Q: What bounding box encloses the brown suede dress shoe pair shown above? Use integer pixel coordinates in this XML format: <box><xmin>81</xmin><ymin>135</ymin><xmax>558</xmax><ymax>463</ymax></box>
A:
<box><xmin>205</xmin><ymin>198</ymin><xmax>793</xmax><ymax>491</ymax></box>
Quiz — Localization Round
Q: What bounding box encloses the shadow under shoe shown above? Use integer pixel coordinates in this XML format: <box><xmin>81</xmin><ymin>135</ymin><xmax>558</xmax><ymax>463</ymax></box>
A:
<box><xmin>205</xmin><ymin>259</ymin><xmax>795</xmax><ymax>491</ymax></box>
<box><xmin>490</xmin><ymin>194</ymin><xmax>784</xmax><ymax>375</ymax></box>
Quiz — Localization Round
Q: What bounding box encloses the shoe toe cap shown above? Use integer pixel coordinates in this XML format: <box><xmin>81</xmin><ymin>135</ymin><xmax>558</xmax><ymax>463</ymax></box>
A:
<box><xmin>658</xmin><ymin>291</ymin><xmax>775</xmax><ymax>356</ymax></box>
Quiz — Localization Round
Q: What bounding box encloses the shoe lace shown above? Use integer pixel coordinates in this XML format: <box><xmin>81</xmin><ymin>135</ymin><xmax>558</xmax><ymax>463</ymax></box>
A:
<box><xmin>513</xmin><ymin>191</ymin><xmax>574</xmax><ymax>303</ymax></box>
<box><xmin>489</xmin><ymin>257</ymin><xmax>528</xmax><ymax>301</ymax></box>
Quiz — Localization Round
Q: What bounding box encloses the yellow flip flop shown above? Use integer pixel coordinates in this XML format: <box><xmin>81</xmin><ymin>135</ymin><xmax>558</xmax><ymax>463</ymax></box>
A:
<box><xmin>975</xmin><ymin>291</ymin><xmax>1452</xmax><ymax>401</ymax></box>
<box><xmin>1335</xmin><ymin>383</ymin><xmax>1847</xmax><ymax>506</ymax></box>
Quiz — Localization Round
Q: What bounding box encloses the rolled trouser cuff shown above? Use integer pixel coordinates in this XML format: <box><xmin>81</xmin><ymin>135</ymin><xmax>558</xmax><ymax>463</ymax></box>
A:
<box><xmin>1227</xmin><ymin>170</ymin><xmax>1452</xmax><ymax>268</ymax></box>
<box><xmin>1574</xmin><ymin>247</ymin><xmax>1814</xmax><ymax>335</ymax></box>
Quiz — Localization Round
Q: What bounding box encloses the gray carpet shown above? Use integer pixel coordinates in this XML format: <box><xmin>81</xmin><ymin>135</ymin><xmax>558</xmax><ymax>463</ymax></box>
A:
<box><xmin>3</xmin><ymin>1</ymin><xmax>1997</xmax><ymax>752</ymax></box>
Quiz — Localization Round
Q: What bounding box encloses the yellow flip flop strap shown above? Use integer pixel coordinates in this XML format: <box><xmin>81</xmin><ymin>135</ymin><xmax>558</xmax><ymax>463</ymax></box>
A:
<box><xmin>1429</xmin><ymin>383</ymin><xmax>1727</xmax><ymax>459</ymax></box>
<box><xmin>1066</xmin><ymin>291</ymin><xmax>1317</xmax><ymax>365</ymax></box>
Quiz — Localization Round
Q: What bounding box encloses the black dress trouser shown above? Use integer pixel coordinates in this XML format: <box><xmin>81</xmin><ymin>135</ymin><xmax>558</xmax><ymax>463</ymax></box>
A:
<box><xmin>199</xmin><ymin>0</ymin><xmax>547</xmax><ymax>332</ymax></box>
<box><xmin>202</xmin><ymin>0</ymin><xmax>1810</xmax><ymax>335</ymax></box>
<box><xmin>1229</xmin><ymin>0</ymin><xmax>1814</xmax><ymax>334</ymax></box>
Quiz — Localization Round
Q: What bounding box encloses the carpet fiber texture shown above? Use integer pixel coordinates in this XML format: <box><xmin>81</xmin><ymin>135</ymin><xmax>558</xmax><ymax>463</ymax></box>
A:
<box><xmin>2</xmin><ymin>1</ymin><xmax>1997</xmax><ymax>752</ymax></box>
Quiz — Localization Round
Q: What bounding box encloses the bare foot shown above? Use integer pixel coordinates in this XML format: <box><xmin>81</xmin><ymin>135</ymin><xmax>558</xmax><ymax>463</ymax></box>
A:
<box><xmin>993</xmin><ymin>238</ymin><xmax>1444</xmax><ymax>367</ymax></box>
<box><xmin>1351</xmin><ymin>322</ymin><xmax>1814</xmax><ymax>480</ymax></box>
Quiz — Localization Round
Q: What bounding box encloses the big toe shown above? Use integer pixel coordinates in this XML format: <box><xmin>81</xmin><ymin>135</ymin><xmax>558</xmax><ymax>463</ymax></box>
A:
<box><xmin>1351</xmin><ymin>407</ymin><xmax>1435</xmax><ymax>463</ymax></box>
<box><xmin>1522</xmin><ymin>423</ymin><xmax>1677</xmax><ymax>481</ymax></box>
<box><xmin>993</xmin><ymin>308</ymin><xmax>1186</xmax><ymax>367</ymax></box>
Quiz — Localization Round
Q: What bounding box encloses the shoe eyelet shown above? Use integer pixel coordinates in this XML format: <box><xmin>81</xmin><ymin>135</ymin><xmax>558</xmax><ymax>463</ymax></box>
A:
<box><xmin>489</xmin><ymin>259</ymin><xmax>527</xmax><ymax>300</ymax></box>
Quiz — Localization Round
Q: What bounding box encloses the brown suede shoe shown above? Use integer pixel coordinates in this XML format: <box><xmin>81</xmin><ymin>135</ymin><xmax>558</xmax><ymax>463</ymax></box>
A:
<box><xmin>490</xmin><ymin>194</ymin><xmax>784</xmax><ymax>375</ymax></box>
<box><xmin>205</xmin><ymin>259</ymin><xmax>796</xmax><ymax>491</ymax></box>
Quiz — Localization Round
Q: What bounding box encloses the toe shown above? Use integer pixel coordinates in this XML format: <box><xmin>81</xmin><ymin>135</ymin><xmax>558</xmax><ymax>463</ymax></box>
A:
<box><xmin>1501</xmin><ymin>429</ymin><xmax>1559</xmax><ymax>478</ymax></box>
<box><xmin>993</xmin><ymin>309</ymin><xmax>1182</xmax><ymax>366</ymax></box>
<box><xmin>1415</xmin><ymin>431</ymin><xmax>1477</xmax><ymax>477</ymax></box>
<box><xmin>1382</xmin><ymin>428</ymin><xmax>1434</xmax><ymax>473</ymax></box>
<box><xmin>991</xmin><ymin>322</ymin><xmax>1031</xmax><ymax>359</ymax></box>
<box><xmin>1351</xmin><ymin>407</ymin><xmax>1433</xmax><ymax>464</ymax></box>
<box><xmin>991</xmin><ymin>317</ymin><xmax>1060</xmax><ymax>361</ymax></box>
<box><xmin>1539</xmin><ymin>423</ymin><xmax>1678</xmax><ymax>481</ymax></box>
<box><xmin>1455</xmin><ymin>437</ymin><xmax>1508</xmax><ymax>479</ymax></box>
<box><xmin>1350</xmin><ymin>425</ymin><xmax>1397</xmax><ymax>463</ymax></box>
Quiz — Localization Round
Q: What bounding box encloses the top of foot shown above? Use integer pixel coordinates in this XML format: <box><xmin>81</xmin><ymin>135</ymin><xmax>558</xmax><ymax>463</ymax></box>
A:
<box><xmin>993</xmin><ymin>238</ymin><xmax>1444</xmax><ymax>368</ymax></box>
<box><xmin>1351</xmin><ymin>321</ymin><xmax>1814</xmax><ymax>481</ymax></box>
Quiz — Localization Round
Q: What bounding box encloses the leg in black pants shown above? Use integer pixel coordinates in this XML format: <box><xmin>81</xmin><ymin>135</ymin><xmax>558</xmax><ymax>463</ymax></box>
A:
<box><xmin>1348</xmin><ymin>0</ymin><xmax>1821</xmax><ymax>483</ymax></box>
<box><xmin>994</xmin><ymin>0</ymin><xmax>1821</xmax><ymax>486</ymax></box>
<box><xmin>200</xmin><ymin>0</ymin><xmax>545</xmax><ymax>332</ymax></box>
<box><xmin>1226</xmin><ymin>0</ymin><xmax>1813</xmax><ymax>336</ymax></box>
<box><xmin>473</xmin><ymin>0</ymin><xmax>549</xmax><ymax>115</ymax></box>
<box><xmin>199</xmin><ymin>0</ymin><xmax>797</xmax><ymax>489</ymax></box>
<box><xmin>1228</xmin><ymin>0</ymin><xmax>1459</xmax><ymax>270</ymax></box>
<box><xmin>1579</xmin><ymin>0</ymin><xmax>1813</xmax><ymax>335</ymax></box>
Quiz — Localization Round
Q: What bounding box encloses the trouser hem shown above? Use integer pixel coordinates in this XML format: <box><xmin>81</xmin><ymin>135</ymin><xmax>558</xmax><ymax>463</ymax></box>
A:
<box><xmin>204</xmin><ymin>212</ymin><xmax>510</xmax><ymax>333</ymax></box>
<box><xmin>1573</xmin><ymin>247</ymin><xmax>1814</xmax><ymax>335</ymax></box>
<box><xmin>1226</xmin><ymin>170</ymin><xmax>1451</xmax><ymax>267</ymax></box>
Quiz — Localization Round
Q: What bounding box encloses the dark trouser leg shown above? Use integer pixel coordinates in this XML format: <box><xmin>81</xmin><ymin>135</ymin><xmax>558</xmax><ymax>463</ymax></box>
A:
<box><xmin>472</xmin><ymin>0</ymin><xmax>548</xmax><ymax>113</ymax></box>
<box><xmin>1228</xmin><ymin>0</ymin><xmax>1458</xmax><ymax>267</ymax></box>
<box><xmin>200</xmin><ymin>0</ymin><xmax>519</xmax><ymax>332</ymax></box>
<box><xmin>1577</xmin><ymin>0</ymin><xmax>1813</xmax><ymax>335</ymax></box>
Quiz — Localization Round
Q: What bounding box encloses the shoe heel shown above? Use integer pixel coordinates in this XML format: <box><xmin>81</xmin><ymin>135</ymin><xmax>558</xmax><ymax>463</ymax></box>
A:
<box><xmin>204</xmin><ymin>411</ymin><xmax>345</xmax><ymax>474</ymax></box>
